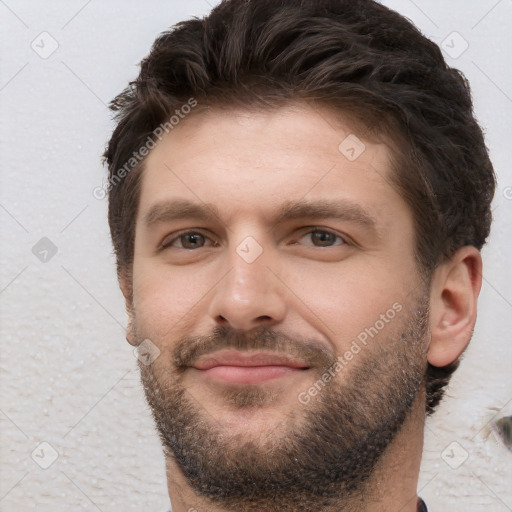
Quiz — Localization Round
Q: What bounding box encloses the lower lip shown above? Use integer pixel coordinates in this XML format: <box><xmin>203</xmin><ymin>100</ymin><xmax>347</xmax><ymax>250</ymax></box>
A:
<box><xmin>197</xmin><ymin>365</ymin><xmax>307</xmax><ymax>384</ymax></box>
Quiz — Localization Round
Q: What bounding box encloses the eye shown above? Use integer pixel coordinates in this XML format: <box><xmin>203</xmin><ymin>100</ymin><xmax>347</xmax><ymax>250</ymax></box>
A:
<box><xmin>161</xmin><ymin>231</ymin><xmax>216</xmax><ymax>250</ymax></box>
<box><xmin>296</xmin><ymin>228</ymin><xmax>347</xmax><ymax>247</ymax></box>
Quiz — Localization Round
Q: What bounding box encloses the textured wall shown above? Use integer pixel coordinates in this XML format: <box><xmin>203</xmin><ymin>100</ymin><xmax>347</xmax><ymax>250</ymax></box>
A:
<box><xmin>0</xmin><ymin>1</ymin><xmax>510</xmax><ymax>511</ymax></box>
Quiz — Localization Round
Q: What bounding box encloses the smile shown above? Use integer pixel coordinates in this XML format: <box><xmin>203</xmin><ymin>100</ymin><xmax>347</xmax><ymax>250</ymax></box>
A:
<box><xmin>195</xmin><ymin>364</ymin><xmax>308</xmax><ymax>384</ymax></box>
<box><xmin>191</xmin><ymin>350</ymin><xmax>310</xmax><ymax>384</ymax></box>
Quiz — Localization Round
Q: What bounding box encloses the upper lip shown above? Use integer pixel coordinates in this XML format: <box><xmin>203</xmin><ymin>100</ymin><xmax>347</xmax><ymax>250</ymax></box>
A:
<box><xmin>192</xmin><ymin>350</ymin><xmax>310</xmax><ymax>370</ymax></box>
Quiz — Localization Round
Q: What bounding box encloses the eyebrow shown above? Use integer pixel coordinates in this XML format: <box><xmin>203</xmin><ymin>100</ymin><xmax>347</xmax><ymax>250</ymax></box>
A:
<box><xmin>272</xmin><ymin>200</ymin><xmax>378</xmax><ymax>233</ymax></box>
<box><xmin>143</xmin><ymin>198</ymin><xmax>379</xmax><ymax>234</ymax></box>
<box><xmin>143</xmin><ymin>199</ymin><xmax>220</xmax><ymax>227</ymax></box>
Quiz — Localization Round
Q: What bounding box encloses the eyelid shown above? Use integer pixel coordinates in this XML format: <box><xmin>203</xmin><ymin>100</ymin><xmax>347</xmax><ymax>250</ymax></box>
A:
<box><xmin>293</xmin><ymin>226</ymin><xmax>353</xmax><ymax>246</ymax></box>
<box><xmin>159</xmin><ymin>226</ymin><xmax>354</xmax><ymax>251</ymax></box>
<box><xmin>160</xmin><ymin>229</ymin><xmax>217</xmax><ymax>250</ymax></box>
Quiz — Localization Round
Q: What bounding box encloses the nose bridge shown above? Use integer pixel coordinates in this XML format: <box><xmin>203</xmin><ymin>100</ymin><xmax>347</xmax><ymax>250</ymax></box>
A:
<box><xmin>208</xmin><ymin>235</ymin><xmax>287</xmax><ymax>329</ymax></box>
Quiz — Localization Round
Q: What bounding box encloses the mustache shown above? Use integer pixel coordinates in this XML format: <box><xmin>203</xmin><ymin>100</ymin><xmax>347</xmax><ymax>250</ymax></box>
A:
<box><xmin>173</xmin><ymin>324</ymin><xmax>336</xmax><ymax>370</ymax></box>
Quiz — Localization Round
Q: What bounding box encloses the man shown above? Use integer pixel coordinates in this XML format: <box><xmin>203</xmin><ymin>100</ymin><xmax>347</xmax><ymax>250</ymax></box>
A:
<box><xmin>102</xmin><ymin>0</ymin><xmax>496</xmax><ymax>510</ymax></box>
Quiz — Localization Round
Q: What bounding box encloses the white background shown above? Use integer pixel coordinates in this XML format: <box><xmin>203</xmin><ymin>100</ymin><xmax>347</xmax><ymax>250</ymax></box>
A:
<box><xmin>0</xmin><ymin>1</ymin><xmax>511</xmax><ymax>511</ymax></box>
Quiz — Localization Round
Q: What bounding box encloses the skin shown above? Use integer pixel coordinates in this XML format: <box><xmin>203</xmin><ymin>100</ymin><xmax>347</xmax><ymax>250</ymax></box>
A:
<box><xmin>119</xmin><ymin>102</ymin><xmax>482</xmax><ymax>512</ymax></box>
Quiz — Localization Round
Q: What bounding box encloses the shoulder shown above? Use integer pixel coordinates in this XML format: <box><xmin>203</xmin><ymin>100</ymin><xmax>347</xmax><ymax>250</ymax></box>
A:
<box><xmin>417</xmin><ymin>497</ymin><xmax>428</xmax><ymax>511</ymax></box>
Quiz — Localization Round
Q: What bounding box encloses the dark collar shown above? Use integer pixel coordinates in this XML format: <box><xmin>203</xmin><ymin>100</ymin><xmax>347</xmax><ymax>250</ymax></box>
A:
<box><xmin>165</xmin><ymin>497</ymin><xmax>428</xmax><ymax>512</ymax></box>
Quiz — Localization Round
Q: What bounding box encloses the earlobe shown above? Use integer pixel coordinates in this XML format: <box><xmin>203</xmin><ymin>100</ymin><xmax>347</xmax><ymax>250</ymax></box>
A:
<box><xmin>427</xmin><ymin>247</ymin><xmax>482</xmax><ymax>367</ymax></box>
<box><xmin>118</xmin><ymin>267</ymin><xmax>139</xmax><ymax>347</ymax></box>
<box><xmin>125</xmin><ymin>317</ymin><xmax>139</xmax><ymax>347</ymax></box>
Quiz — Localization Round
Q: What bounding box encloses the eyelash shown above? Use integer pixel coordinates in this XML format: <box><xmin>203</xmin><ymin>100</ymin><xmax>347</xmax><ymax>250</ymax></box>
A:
<box><xmin>160</xmin><ymin>227</ymin><xmax>349</xmax><ymax>250</ymax></box>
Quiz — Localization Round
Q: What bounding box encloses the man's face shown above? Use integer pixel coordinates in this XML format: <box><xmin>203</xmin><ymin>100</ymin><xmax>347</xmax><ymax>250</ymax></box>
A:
<box><xmin>128</xmin><ymin>103</ymin><xmax>430</xmax><ymax>510</ymax></box>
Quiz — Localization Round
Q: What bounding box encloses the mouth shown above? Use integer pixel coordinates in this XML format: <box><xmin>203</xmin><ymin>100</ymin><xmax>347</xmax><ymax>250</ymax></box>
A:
<box><xmin>191</xmin><ymin>350</ymin><xmax>310</xmax><ymax>385</ymax></box>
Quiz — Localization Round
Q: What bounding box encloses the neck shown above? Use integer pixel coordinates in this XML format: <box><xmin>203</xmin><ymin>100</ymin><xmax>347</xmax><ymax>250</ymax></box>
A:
<box><xmin>165</xmin><ymin>387</ymin><xmax>426</xmax><ymax>512</ymax></box>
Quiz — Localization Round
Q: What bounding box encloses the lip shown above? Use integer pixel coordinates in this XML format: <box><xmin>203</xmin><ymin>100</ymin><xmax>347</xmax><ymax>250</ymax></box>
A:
<box><xmin>191</xmin><ymin>350</ymin><xmax>310</xmax><ymax>385</ymax></box>
<box><xmin>192</xmin><ymin>350</ymin><xmax>310</xmax><ymax>370</ymax></box>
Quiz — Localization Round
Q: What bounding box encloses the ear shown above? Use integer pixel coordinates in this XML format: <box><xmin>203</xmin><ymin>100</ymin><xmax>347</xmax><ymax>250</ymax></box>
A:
<box><xmin>428</xmin><ymin>246</ymin><xmax>483</xmax><ymax>367</ymax></box>
<box><xmin>118</xmin><ymin>267</ymin><xmax>138</xmax><ymax>347</ymax></box>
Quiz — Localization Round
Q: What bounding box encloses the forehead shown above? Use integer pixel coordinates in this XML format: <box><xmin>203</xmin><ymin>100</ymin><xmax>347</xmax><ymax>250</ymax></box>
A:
<box><xmin>136</xmin><ymin>103</ymin><xmax>407</xmax><ymax>229</ymax></box>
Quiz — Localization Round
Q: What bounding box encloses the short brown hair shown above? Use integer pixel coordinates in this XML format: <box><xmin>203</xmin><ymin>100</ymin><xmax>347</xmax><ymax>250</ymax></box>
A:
<box><xmin>103</xmin><ymin>0</ymin><xmax>496</xmax><ymax>414</ymax></box>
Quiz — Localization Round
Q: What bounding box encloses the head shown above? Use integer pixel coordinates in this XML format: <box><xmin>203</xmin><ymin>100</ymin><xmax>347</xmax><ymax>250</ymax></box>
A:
<box><xmin>103</xmin><ymin>0</ymin><xmax>495</xmax><ymax>508</ymax></box>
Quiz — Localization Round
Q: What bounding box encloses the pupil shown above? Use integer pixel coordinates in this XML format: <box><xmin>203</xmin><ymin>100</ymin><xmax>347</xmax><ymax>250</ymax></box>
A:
<box><xmin>313</xmin><ymin>231</ymin><xmax>334</xmax><ymax>246</ymax></box>
<box><xmin>184</xmin><ymin>234</ymin><xmax>203</xmax><ymax>248</ymax></box>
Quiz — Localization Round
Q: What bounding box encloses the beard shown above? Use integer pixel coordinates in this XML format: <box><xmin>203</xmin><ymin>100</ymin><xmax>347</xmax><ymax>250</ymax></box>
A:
<box><xmin>135</xmin><ymin>294</ymin><xmax>429</xmax><ymax>512</ymax></box>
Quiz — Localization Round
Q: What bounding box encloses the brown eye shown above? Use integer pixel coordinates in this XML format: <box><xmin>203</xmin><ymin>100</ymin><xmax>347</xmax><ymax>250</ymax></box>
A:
<box><xmin>163</xmin><ymin>231</ymin><xmax>212</xmax><ymax>250</ymax></box>
<box><xmin>299</xmin><ymin>229</ymin><xmax>345</xmax><ymax>247</ymax></box>
<box><xmin>310</xmin><ymin>230</ymin><xmax>339</xmax><ymax>247</ymax></box>
<box><xmin>179</xmin><ymin>233</ymin><xmax>206</xmax><ymax>249</ymax></box>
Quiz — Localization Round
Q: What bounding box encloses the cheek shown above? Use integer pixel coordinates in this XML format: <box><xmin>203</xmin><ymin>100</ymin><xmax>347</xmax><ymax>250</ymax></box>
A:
<box><xmin>286</xmin><ymin>259</ymin><xmax>411</xmax><ymax>342</ymax></box>
<box><xmin>131</xmin><ymin>259</ymin><xmax>213</xmax><ymax>340</ymax></box>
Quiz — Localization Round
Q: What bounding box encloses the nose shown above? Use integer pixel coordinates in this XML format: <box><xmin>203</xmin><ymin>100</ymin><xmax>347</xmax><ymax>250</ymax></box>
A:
<box><xmin>208</xmin><ymin>244</ymin><xmax>287</xmax><ymax>330</ymax></box>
